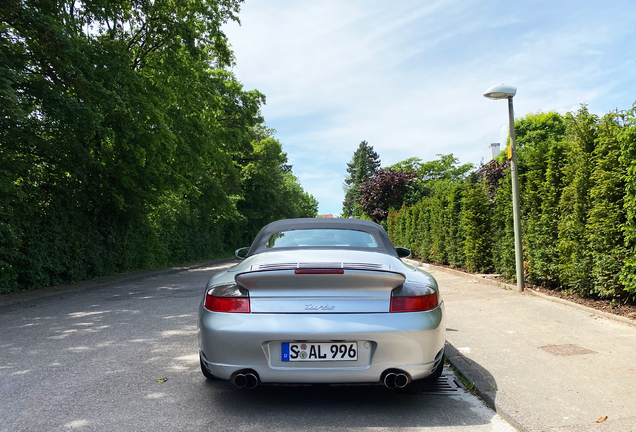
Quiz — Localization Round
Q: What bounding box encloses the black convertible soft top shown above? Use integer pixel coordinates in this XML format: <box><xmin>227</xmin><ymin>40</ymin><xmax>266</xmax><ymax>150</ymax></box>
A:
<box><xmin>246</xmin><ymin>218</ymin><xmax>398</xmax><ymax>257</ymax></box>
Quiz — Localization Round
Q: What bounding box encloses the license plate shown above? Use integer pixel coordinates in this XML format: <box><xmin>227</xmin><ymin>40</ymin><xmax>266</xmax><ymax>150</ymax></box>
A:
<box><xmin>281</xmin><ymin>342</ymin><xmax>358</xmax><ymax>362</ymax></box>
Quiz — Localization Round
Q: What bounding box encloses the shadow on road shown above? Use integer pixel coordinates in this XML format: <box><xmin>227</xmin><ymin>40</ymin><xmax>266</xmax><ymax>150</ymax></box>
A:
<box><xmin>201</xmin><ymin>379</ymin><xmax>494</xmax><ymax>430</ymax></box>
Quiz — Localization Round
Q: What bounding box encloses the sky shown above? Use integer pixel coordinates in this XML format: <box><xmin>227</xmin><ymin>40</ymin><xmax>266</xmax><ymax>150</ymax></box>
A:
<box><xmin>223</xmin><ymin>0</ymin><xmax>636</xmax><ymax>215</ymax></box>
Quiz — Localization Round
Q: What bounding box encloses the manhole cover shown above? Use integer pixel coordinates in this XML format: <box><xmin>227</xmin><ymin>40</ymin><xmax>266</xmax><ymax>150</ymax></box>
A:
<box><xmin>539</xmin><ymin>344</ymin><xmax>597</xmax><ymax>356</ymax></box>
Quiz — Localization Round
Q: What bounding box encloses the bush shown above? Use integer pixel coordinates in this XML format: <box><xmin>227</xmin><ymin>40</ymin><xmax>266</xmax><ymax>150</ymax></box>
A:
<box><xmin>387</xmin><ymin>106</ymin><xmax>636</xmax><ymax>303</ymax></box>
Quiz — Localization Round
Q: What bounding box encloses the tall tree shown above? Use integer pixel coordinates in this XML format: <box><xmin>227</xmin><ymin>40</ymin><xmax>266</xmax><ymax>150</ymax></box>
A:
<box><xmin>461</xmin><ymin>176</ymin><xmax>494</xmax><ymax>273</ymax></box>
<box><xmin>357</xmin><ymin>168</ymin><xmax>417</xmax><ymax>223</ymax></box>
<box><xmin>237</xmin><ymin>137</ymin><xmax>317</xmax><ymax>241</ymax></box>
<box><xmin>342</xmin><ymin>141</ymin><xmax>380</xmax><ymax>217</ymax></box>
<box><xmin>558</xmin><ymin>106</ymin><xmax>598</xmax><ymax>294</ymax></box>
<box><xmin>586</xmin><ymin>113</ymin><xmax>628</xmax><ymax>298</ymax></box>
<box><xmin>514</xmin><ymin>112</ymin><xmax>567</xmax><ymax>287</ymax></box>
<box><xmin>0</xmin><ymin>0</ymin><xmax>317</xmax><ymax>292</ymax></box>
<box><xmin>390</xmin><ymin>154</ymin><xmax>473</xmax><ymax>203</ymax></box>
<box><xmin>620</xmin><ymin>105</ymin><xmax>636</xmax><ymax>300</ymax></box>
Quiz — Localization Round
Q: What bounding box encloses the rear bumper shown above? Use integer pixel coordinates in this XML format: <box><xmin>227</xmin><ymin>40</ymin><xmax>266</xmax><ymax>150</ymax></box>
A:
<box><xmin>198</xmin><ymin>302</ymin><xmax>445</xmax><ymax>383</ymax></box>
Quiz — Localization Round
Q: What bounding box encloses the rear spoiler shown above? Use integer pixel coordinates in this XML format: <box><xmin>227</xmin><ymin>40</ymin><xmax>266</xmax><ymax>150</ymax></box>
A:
<box><xmin>248</xmin><ymin>262</ymin><xmax>392</xmax><ymax>272</ymax></box>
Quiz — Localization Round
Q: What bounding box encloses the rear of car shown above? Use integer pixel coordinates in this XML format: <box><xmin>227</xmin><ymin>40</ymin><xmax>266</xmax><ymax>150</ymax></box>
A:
<box><xmin>197</xmin><ymin>219</ymin><xmax>445</xmax><ymax>388</ymax></box>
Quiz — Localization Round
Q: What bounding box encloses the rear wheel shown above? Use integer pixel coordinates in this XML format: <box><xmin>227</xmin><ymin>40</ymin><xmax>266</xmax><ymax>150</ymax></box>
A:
<box><xmin>422</xmin><ymin>354</ymin><xmax>445</xmax><ymax>381</ymax></box>
<box><xmin>200</xmin><ymin>354</ymin><xmax>216</xmax><ymax>380</ymax></box>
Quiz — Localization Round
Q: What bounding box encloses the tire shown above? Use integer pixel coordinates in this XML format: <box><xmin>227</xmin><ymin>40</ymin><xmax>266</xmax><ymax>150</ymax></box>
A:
<box><xmin>200</xmin><ymin>355</ymin><xmax>217</xmax><ymax>380</ymax></box>
<box><xmin>422</xmin><ymin>354</ymin><xmax>445</xmax><ymax>381</ymax></box>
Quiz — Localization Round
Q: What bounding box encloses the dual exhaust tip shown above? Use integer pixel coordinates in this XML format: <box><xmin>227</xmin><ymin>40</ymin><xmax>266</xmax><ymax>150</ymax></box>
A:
<box><xmin>383</xmin><ymin>370</ymin><xmax>411</xmax><ymax>389</ymax></box>
<box><xmin>232</xmin><ymin>370</ymin><xmax>259</xmax><ymax>389</ymax></box>
<box><xmin>231</xmin><ymin>369</ymin><xmax>410</xmax><ymax>389</ymax></box>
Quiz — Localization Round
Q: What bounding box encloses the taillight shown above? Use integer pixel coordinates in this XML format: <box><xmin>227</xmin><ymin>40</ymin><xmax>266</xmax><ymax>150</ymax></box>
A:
<box><xmin>390</xmin><ymin>282</ymin><xmax>439</xmax><ymax>312</ymax></box>
<box><xmin>204</xmin><ymin>283</ymin><xmax>250</xmax><ymax>313</ymax></box>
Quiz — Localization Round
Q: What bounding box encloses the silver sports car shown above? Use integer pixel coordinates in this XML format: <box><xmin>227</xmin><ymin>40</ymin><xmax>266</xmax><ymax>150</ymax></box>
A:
<box><xmin>198</xmin><ymin>218</ymin><xmax>445</xmax><ymax>389</ymax></box>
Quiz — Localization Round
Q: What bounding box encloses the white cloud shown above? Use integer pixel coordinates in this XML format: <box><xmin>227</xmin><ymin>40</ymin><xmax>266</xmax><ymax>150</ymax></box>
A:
<box><xmin>225</xmin><ymin>0</ymin><xmax>636</xmax><ymax>214</ymax></box>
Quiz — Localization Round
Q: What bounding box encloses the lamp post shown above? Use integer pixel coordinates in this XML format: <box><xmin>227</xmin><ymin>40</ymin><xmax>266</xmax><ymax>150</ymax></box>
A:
<box><xmin>483</xmin><ymin>84</ymin><xmax>524</xmax><ymax>292</ymax></box>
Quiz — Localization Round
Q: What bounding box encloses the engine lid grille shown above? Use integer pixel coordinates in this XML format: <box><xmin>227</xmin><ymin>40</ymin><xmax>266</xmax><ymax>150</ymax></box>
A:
<box><xmin>250</xmin><ymin>262</ymin><xmax>390</xmax><ymax>272</ymax></box>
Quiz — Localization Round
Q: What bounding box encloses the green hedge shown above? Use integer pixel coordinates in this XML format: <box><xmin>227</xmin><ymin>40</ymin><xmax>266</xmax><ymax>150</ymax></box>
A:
<box><xmin>389</xmin><ymin>105</ymin><xmax>636</xmax><ymax>302</ymax></box>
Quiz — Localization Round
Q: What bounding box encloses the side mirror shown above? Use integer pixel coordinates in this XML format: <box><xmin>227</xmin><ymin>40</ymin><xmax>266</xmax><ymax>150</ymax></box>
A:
<box><xmin>395</xmin><ymin>247</ymin><xmax>411</xmax><ymax>258</ymax></box>
<box><xmin>235</xmin><ymin>247</ymin><xmax>250</xmax><ymax>260</ymax></box>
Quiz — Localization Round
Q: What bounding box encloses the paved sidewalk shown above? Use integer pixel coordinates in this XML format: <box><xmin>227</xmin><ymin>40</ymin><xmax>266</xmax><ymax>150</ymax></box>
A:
<box><xmin>409</xmin><ymin>260</ymin><xmax>636</xmax><ymax>432</ymax></box>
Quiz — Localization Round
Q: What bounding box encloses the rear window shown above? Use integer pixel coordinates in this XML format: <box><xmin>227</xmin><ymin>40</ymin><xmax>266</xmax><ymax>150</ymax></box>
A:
<box><xmin>265</xmin><ymin>229</ymin><xmax>378</xmax><ymax>248</ymax></box>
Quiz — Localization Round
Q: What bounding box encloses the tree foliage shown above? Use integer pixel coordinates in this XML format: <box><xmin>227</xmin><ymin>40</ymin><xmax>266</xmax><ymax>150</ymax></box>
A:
<box><xmin>515</xmin><ymin>112</ymin><xmax>568</xmax><ymax>286</ymax></box>
<box><xmin>0</xmin><ymin>0</ymin><xmax>317</xmax><ymax>292</ymax></box>
<box><xmin>461</xmin><ymin>177</ymin><xmax>493</xmax><ymax>273</ymax></box>
<box><xmin>619</xmin><ymin>105</ymin><xmax>636</xmax><ymax>296</ymax></box>
<box><xmin>238</xmin><ymin>136</ymin><xmax>318</xmax><ymax>240</ymax></box>
<box><xmin>586</xmin><ymin>113</ymin><xmax>628</xmax><ymax>298</ymax></box>
<box><xmin>342</xmin><ymin>141</ymin><xmax>380</xmax><ymax>217</ymax></box>
<box><xmin>387</xmin><ymin>107</ymin><xmax>636</xmax><ymax>303</ymax></box>
<box><xmin>357</xmin><ymin>168</ymin><xmax>417</xmax><ymax>223</ymax></box>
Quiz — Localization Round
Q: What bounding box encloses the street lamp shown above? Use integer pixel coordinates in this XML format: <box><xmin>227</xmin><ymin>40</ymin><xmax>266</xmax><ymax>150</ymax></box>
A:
<box><xmin>484</xmin><ymin>84</ymin><xmax>524</xmax><ymax>292</ymax></box>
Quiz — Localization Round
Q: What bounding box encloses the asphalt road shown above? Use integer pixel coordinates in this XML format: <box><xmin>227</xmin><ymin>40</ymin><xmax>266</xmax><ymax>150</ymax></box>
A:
<box><xmin>0</xmin><ymin>260</ymin><xmax>514</xmax><ymax>432</ymax></box>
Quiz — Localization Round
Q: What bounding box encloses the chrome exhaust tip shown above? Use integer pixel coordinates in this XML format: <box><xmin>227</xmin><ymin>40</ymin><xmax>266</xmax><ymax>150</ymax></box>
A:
<box><xmin>232</xmin><ymin>370</ymin><xmax>259</xmax><ymax>389</ymax></box>
<box><xmin>233</xmin><ymin>374</ymin><xmax>247</xmax><ymax>388</ymax></box>
<box><xmin>382</xmin><ymin>370</ymin><xmax>411</xmax><ymax>389</ymax></box>
<box><xmin>244</xmin><ymin>373</ymin><xmax>258</xmax><ymax>389</ymax></box>
<box><xmin>383</xmin><ymin>373</ymin><xmax>397</xmax><ymax>389</ymax></box>
<box><xmin>395</xmin><ymin>373</ymin><xmax>410</xmax><ymax>388</ymax></box>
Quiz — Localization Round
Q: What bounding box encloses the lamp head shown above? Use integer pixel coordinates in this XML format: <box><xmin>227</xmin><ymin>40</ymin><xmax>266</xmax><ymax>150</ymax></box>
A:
<box><xmin>484</xmin><ymin>84</ymin><xmax>517</xmax><ymax>100</ymax></box>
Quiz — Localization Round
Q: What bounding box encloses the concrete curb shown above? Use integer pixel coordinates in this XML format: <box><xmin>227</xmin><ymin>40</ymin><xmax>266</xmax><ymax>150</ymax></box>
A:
<box><xmin>404</xmin><ymin>259</ymin><xmax>636</xmax><ymax>328</ymax></box>
<box><xmin>444</xmin><ymin>343</ymin><xmax>546</xmax><ymax>432</ymax></box>
<box><xmin>0</xmin><ymin>257</ymin><xmax>235</xmax><ymax>313</ymax></box>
